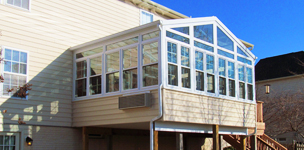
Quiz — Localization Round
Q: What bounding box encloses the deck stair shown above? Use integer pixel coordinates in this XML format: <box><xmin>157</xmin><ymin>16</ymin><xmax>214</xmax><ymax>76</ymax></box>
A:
<box><xmin>223</xmin><ymin>134</ymin><xmax>287</xmax><ymax>150</ymax></box>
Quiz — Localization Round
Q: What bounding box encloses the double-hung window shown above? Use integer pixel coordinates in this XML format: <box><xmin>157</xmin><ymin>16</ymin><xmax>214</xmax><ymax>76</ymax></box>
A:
<box><xmin>181</xmin><ymin>46</ymin><xmax>190</xmax><ymax>88</ymax></box>
<box><xmin>228</xmin><ymin>61</ymin><xmax>235</xmax><ymax>97</ymax></box>
<box><xmin>0</xmin><ymin>133</ymin><xmax>19</xmax><ymax>150</ymax></box>
<box><xmin>247</xmin><ymin>67</ymin><xmax>253</xmax><ymax>100</ymax></box>
<box><xmin>6</xmin><ymin>0</ymin><xmax>30</xmax><ymax>10</ymax></box>
<box><xmin>195</xmin><ymin>51</ymin><xmax>204</xmax><ymax>91</ymax></box>
<box><xmin>218</xmin><ymin>58</ymin><xmax>226</xmax><ymax>95</ymax></box>
<box><xmin>3</xmin><ymin>48</ymin><xmax>28</xmax><ymax>97</ymax></box>
<box><xmin>167</xmin><ymin>42</ymin><xmax>178</xmax><ymax>86</ymax></box>
<box><xmin>76</xmin><ymin>61</ymin><xmax>87</xmax><ymax>97</ymax></box>
<box><xmin>238</xmin><ymin>65</ymin><xmax>245</xmax><ymax>99</ymax></box>
<box><xmin>206</xmin><ymin>55</ymin><xmax>215</xmax><ymax>93</ymax></box>
<box><xmin>123</xmin><ymin>47</ymin><xmax>138</xmax><ymax>90</ymax></box>
<box><xmin>106</xmin><ymin>52</ymin><xmax>120</xmax><ymax>93</ymax></box>
<box><xmin>142</xmin><ymin>42</ymin><xmax>158</xmax><ymax>87</ymax></box>
<box><xmin>89</xmin><ymin>57</ymin><xmax>102</xmax><ymax>95</ymax></box>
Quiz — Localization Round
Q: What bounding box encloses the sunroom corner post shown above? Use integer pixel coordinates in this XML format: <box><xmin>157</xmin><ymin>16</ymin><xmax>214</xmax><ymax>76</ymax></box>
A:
<box><xmin>213</xmin><ymin>124</ymin><xmax>219</xmax><ymax>150</ymax></box>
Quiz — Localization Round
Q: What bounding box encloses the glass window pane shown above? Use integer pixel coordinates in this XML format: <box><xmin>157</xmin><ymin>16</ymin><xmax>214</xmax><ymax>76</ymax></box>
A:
<box><xmin>12</xmin><ymin>51</ymin><xmax>19</xmax><ymax>62</ymax></box>
<box><xmin>194</xmin><ymin>41</ymin><xmax>214</xmax><ymax>52</ymax></box>
<box><xmin>5</xmin><ymin>49</ymin><xmax>12</xmax><ymax>60</ymax></box>
<box><xmin>7</xmin><ymin>0</ymin><xmax>13</xmax><ymax>5</ymax></box>
<box><xmin>0</xmin><ymin>136</ymin><xmax>3</xmax><ymax>145</ymax></box>
<box><xmin>239</xmin><ymin>82</ymin><xmax>245</xmax><ymax>99</ymax></box>
<box><xmin>181</xmin><ymin>68</ymin><xmax>190</xmax><ymax>88</ymax></box>
<box><xmin>20</xmin><ymin>52</ymin><xmax>27</xmax><ymax>63</ymax></box>
<box><xmin>166</xmin><ymin>31</ymin><xmax>189</xmax><ymax>44</ymax></box>
<box><xmin>247</xmin><ymin>84</ymin><xmax>253</xmax><ymax>100</ymax></box>
<box><xmin>207</xmin><ymin>74</ymin><xmax>214</xmax><ymax>93</ymax></box>
<box><xmin>4</xmin><ymin>147</ymin><xmax>9</xmax><ymax>150</ymax></box>
<box><xmin>12</xmin><ymin>62</ymin><xmax>19</xmax><ymax>73</ymax></box>
<box><xmin>106</xmin><ymin>37</ymin><xmax>138</xmax><ymax>51</ymax></box>
<box><xmin>9</xmin><ymin>136</ymin><xmax>15</xmax><ymax>145</ymax></box>
<box><xmin>218</xmin><ymin>58</ymin><xmax>225</xmax><ymax>76</ymax></box>
<box><xmin>4</xmin><ymin>61</ymin><xmax>11</xmax><ymax>72</ymax></box>
<box><xmin>142</xmin><ymin>31</ymin><xmax>159</xmax><ymax>41</ymax></box>
<box><xmin>106</xmin><ymin>52</ymin><xmax>119</xmax><ymax>72</ymax></box>
<box><xmin>143</xmin><ymin>64</ymin><xmax>158</xmax><ymax>87</ymax></box>
<box><xmin>219</xmin><ymin>77</ymin><xmax>226</xmax><ymax>95</ymax></box>
<box><xmin>206</xmin><ymin>55</ymin><xmax>214</xmax><ymax>73</ymax></box>
<box><xmin>143</xmin><ymin>42</ymin><xmax>158</xmax><ymax>65</ymax></box>
<box><xmin>217</xmin><ymin>27</ymin><xmax>234</xmax><ymax>51</ymax></box>
<box><xmin>11</xmin><ymin>75</ymin><xmax>18</xmax><ymax>86</ymax></box>
<box><xmin>4</xmin><ymin>136</ymin><xmax>9</xmax><ymax>145</ymax></box>
<box><xmin>0</xmin><ymin>147</ymin><xmax>2</xmax><ymax>150</ymax></box>
<box><xmin>194</xmin><ymin>24</ymin><xmax>213</xmax><ymax>44</ymax></box>
<box><xmin>21</xmin><ymin>0</ymin><xmax>29</xmax><ymax>9</ymax></box>
<box><xmin>20</xmin><ymin>64</ymin><xmax>26</xmax><ymax>74</ymax></box>
<box><xmin>141</xmin><ymin>11</ymin><xmax>153</xmax><ymax>25</ymax></box>
<box><xmin>106</xmin><ymin>72</ymin><xmax>119</xmax><ymax>93</ymax></box>
<box><xmin>9</xmin><ymin>146</ymin><xmax>15</xmax><ymax>150</ymax></box>
<box><xmin>168</xmin><ymin>64</ymin><xmax>178</xmax><ymax>86</ymax></box>
<box><xmin>228</xmin><ymin>62</ymin><xmax>235</xmax><ymax>79</ymax></box>
<box><xmin>76</xmin><ymin>47</ymin><xmax>103</xmax><ymax>59</ymax></box>
<box><xmin>90</xmin><ymin>76</ymin><xmax>101</xmax><ymax>95</ymax></box>
<box><xmin>76</xmin><ymin>79</ymin><xmax>86</xmax><ymax>97</ymax></box>
<box><xmin>218</xmin><ymin>49</ymin><xmax>234</xmax><ymax>59</ymax></box>
<box><xmin>123</xmin><ymin>69</ymin><xmax>137</xmax><ymax>90</ymax></box>
<box><xmin>196</xmin><ymin>71</ymin><xmax>204</xmax><ymax>91</ymax></box>
<box><xmin>181</xmin><ymin>47</ymin><xmax>189</xmax><ymax>67</ymax></box>
<box><xmin>229</xmin><ymin>79</ymin><xmax>235</xmax><ymax>97</ymax></box>
<box><xmin>3</xmin><ymin>85</ymin><xmax>10</xmax><ymax>96</ymax></box>
<box><xmin>237</xmin><ymin>56</ymin><xmax>252</xmax><ymax>65</ymax></box>
<box><xmin>76</xmin><ymin>61</ymin><xmax>87</xmax><ymax>78</ymax></box>
<box><xmin>167</xmin><ymin>42</ymin><xmax>177</xmax><ymax>64</ymax></box>
<box><xmin>195</xmin><ymin>51</ymin><xmax>203</xmax><ymax>71</ymax></box>
<box><xmin>14</xmin><ymin>0</ymin><xmax>21</xmax><ymax>7</ymax></box>
<box><xmin>3</xmin><ymin>74</ymin><xmax>11</xmax><ymax>85</ymax></box>
<box><xmin>90</xmin><ymin>57</ymin><xmax>102</xmax><ymax>76</ymax></box>
<box><xmin>237</xmin><ymin>47</ymin><xmax>248</xmax><ymax>57</ymax></box>
<box><xmin>247</xmin><ymin>68</ymin><xmax>253</xmax><ymax>83</ymax></box>
<box><xmin>171</xmin><ymin>27</ymin><xmax>189</xmax><ymax>35</ymax></box>
<box><xmin>123</xmin><ymin>47</ymin><xmax>138</xmax><ymax>69</ymax></box>
<box><xmin>238</xmin><ymin>65</ymin><xmax>245</xmax><ymax>81</ymax></box>
<box><xmin>19</xmin><ymin>76</ymin><xmax>26</xmax><ymax>86</ymax></box>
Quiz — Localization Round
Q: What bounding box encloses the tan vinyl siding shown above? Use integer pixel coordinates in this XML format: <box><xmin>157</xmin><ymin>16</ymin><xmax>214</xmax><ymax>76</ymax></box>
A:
<box><xmin>73</xmin><ymin>90</ymin><xmax>159</xmax><ymax>127</ymax></box>
<box><xmin>0</xmin><ymin>0</ymin><xmax>170</xmax><ymax>128</ymax></box>
<box><xmin>163</xmin><ymin>89</ymin><xmax>256</xmax><ymax>127</ymax></box>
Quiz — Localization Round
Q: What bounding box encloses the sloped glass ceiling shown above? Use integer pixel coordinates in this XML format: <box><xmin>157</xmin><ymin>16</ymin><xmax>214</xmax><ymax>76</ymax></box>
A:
<box><xmin>194</xmin><ymin>24</ymin><xmax>213</xmax><ymax>44</ymax></box>
<box><xmin>171</xmin><ymin>26</ymin><xmax>189</xmax><ymax>35</ymax></box>
<box><xmin>237</xmin><ymin>47</ymin><xmax>248</xmax><ymax>57</ymax></box>
<box><xmin>217</xmin><ymin>28</ymin><xmax>233</xmax><ymax>51</ymax></box>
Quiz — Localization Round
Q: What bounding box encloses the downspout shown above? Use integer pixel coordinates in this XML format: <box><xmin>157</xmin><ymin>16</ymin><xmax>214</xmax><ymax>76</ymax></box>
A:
<box><xmin>150</xmin><ymin>23</ymin><xmax>163</xmax><ymax>150</ymax></box>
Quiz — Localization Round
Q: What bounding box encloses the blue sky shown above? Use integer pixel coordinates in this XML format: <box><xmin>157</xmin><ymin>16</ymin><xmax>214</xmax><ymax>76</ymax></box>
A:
<box><xmin>152</xmin><ymin>0</ymin><xmax>304</xmax><ymax>63</ymax></box>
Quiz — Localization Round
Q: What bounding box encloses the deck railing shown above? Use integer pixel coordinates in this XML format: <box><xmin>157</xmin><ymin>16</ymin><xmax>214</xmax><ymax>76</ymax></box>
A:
<box><xmin>257</xmin><ymin>101</ymin><xmax>264</xmax><ymax>122</ymax></box>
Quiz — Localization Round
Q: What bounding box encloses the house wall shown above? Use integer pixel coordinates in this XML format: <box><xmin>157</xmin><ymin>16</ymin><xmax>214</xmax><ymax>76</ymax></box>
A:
<box><xmin>162</xmin><ymin>89</ymin><xmax>256</xmax><ymax>128</ymax></box>
<box><xmin>73</xmin><ymin>90</ymin><xmax>159</xmax><ymax>127</ymax></box>
<box><xmin>256</xmin><ymin>75</ymin><xmax>304</xmax><ymax>99</ymax></box>
<box><xmin>0</xmin><ymin>0</ymin><xmax>170</xmax><ymax>128</ymax></box>
<box><xmin>0</xmin><ymin>124</ymin><xmax>82</xmax><ymax>150</ymax></box>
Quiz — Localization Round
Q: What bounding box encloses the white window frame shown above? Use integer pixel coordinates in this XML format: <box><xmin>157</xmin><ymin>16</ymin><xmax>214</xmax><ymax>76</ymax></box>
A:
<box><xmin>5</xmin><ymin>0</ymin><xmax>31</xmax><ymax>11</ymax></box>
<box><xmin>0</xmin><ymin>132</ymin><xmax>20</xmax><ymax>150</ymax></box>
<box><xmin>73</xmin><ymin>29</ymin><xmax>160</xmax><ymax>101</ymax></box>
<box><xmin>140</xmin><ymin>9</ymin><xmax>154</xmax><ymax>25</ymax></box>
<box><xmin>1</xmin><ymin>46</ymin><xmax>29</xmax><ymax>100</ymax></box>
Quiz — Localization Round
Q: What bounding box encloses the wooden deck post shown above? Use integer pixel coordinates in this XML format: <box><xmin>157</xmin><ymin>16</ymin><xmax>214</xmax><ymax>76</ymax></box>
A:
<box><xmin>176</xmin><ymin>133</ymin><xmax>184</xmax><ymax>150</ymax></box>
<box><xmin>82</xmin><ymin>127</ymin><xmax>88</xmax><ymax>150</ymax></box>
<box><xmin>213</xmin><ymin>125</ymin><xmax>219</xmax><ymax>150</ymax></box>
<box><xmin>250</xmin><ymin>135</ymin><xmax>256</xmax><ymax>150</ymax></box>
<box><xmin>154</xmin><ymin>130</ymin><xmax>158</xmax><ymax>150</ymax></box>
<box><xmin>240</xmin><ymin>136</ymin><xmax>246</xmax><ymax>150</ymax></box>
<box><xmin>106</xmin><ymin>135</ymin><xmax>112</xmax><ymax>150</ymax></box>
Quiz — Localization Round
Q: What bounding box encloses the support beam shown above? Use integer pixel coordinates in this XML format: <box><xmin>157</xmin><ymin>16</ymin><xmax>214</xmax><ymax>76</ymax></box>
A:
<box><xmin>82</xmin><ymin>127</ymin><xmax>88</xmax><ymax>150</ymax></box>
<box><xmin>154</xmin><ymin>130</ymin><xmax>158</xmax><ymax>150</ymax></box>
<box><xmin>106</xmin><ymin>135</ymin><xmax>112</xmax><ymax>150</ymax></box>
<box><xmin>219</xmin><ymin>135</ymin><xmax>222</xmax><ymax>150</ymax></box>
<box><xmin>241</xmin><ymin>136</ymin><xmax>246</xmax><ymax>150</ymax></box>
<box><xmin>213</xmin><ymin>125</ymin><xmax>219</xmax><ymax>150</ymax></box>
<box><xmin>250</xmin><ymin>135</ymin><xmax>257</xmax><ymax>150</ymax></box>
<box><xmin>176</xmin><ymin>133</ymin><xmax>184</xmax><ymax>150</ymax></box>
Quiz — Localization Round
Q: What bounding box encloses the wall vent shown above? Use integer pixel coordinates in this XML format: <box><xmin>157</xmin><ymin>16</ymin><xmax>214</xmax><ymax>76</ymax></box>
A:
<box><xmin>119</xmin><ymin>93</ymin><xmax>151</xmax><ymax>109</ymax></box>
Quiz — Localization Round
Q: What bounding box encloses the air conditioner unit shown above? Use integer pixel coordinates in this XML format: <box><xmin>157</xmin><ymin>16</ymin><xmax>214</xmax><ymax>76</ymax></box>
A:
<box><xmin>119</xmin><ymin>93</ymin><xmax>152</xmax><ymax>109</ymax></box>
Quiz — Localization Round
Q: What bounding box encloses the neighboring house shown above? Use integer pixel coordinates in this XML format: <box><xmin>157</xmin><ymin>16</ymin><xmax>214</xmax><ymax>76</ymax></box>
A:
<box><xmin>255</xmin><ymin>51</ymin><xmax>304</xmax><ymax>147</ymax></box>
<box><xmin>0</xmin><ymin>0</ymin><xmax>276</xmax><ymax>150</ymax></box>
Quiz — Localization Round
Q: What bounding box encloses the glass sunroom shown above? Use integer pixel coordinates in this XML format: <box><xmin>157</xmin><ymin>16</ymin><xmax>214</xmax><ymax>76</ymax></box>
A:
<box><xmin>72</xmin><ymin>17</ymin><xmax>256</xmax><ymax>103</ymax></box>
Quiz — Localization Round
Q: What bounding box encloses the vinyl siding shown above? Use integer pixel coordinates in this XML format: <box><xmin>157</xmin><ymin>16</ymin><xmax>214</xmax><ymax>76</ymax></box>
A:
<box><xmin>162</xmin><ymin>89</ymin><xmax>256</xmax><ymax>128</ymax></box>
<box><xmin>0</xmin><ymin>0</ymin><xmax>168</xmax><ymax>128</ymax></box>
<box><xmin>72</xmin><ymin>90</ymin><xmax>159</xmax><ymax>127</ymax></box>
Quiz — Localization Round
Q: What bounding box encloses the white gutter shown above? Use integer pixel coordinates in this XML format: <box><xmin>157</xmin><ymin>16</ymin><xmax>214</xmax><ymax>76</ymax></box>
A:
<box><xmin>150</xmin><ymin>23</ymin><xmax>163</xmax><ymax>150</ymax></box>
